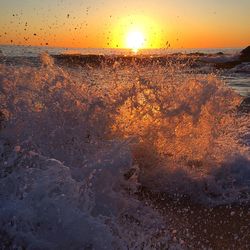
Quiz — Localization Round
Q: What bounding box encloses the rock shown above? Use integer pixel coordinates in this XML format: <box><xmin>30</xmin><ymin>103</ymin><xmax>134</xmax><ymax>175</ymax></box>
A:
<box><xmin>238</xmin><ymin>97</ymin><xmax>250</xmax><ymax>113</ymax></box>
<box><xmin>215</xmin><ymin>46</ymin><xmax>250</xmax><ymax>69</ymax></box>
<box><xmin>188</xmin><ymin>52</ymin><xmax>205</xmax><ymax>56</ymax></box>
<box><xmin>214</xmin><ymin>60</ymin><xmax>241</xmax><ymax>69</ymax></box>
<box><xmin>216</xmin><ymin>52</ymin><xmax>224</xmax><ymax>55</ymax></box>
<box><xmin>240</xmin><ymin>46</ymin><xmax>250</xmax><ymax>61</ymax></box>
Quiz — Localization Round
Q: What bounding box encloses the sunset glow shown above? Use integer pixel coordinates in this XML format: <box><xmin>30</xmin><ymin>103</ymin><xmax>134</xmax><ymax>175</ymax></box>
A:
<box><xmin>126</xmin><ymin>30</ymin><xmax>145</xmax><ymax>52</ymax></box>
<box><xmin>110</xmin><ymin>14</ymin><xmax>163</xmax><ymax>49</ymax></box>
<box><xmin>0</xmin><ymin>0</ymin><xmax>249</xmax><ymax>48</ymax></box>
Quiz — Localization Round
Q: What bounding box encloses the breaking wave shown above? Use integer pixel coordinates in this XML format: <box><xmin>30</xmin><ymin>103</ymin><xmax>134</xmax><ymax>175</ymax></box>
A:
<box><xmin>0</xmin><ymin>53</ymin><xmax>249</xmax><ymax>248</ymax></box>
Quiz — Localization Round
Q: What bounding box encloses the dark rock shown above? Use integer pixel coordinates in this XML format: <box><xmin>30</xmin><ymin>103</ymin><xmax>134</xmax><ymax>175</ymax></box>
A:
<box><xmin>240</xmin><ymin>46</ymin><xmax>250</xmax><ymax>61</ymax></box>
<box><xmin>214</xmin><ymin>60</ymin><xmax>241</xmax><ymax>69</ymax></box>
<box><xmin>188</xmin><ymin>52</ymin><xmax>205</xmax><ymax>56</ymax></box>
<box><xmin>216</xmin><ymin>52</ymin><xmax>224</xmax><ymax>55</ymax></box>
<box><xmin>214</xmin><ymin>46</ymin><xmax>250</xmax><ymax>69</ymax></box>
<box><xmin>53</xmin><ymin>54</ymin><xmax>106</xmax><ymax>67</ymax></box>
<box><xmin>52</xmin><ymin>54</ymin><xmax>192</xmax><ymax>68</ymax></box>
<box><xmin>238</xmin><ymin>97</ymin><xmax>250</xmax><ymax>113</ymax></box>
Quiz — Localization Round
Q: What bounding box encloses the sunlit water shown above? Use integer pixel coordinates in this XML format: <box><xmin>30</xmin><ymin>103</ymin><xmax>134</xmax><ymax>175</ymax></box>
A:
<box><xmin>0</xmin><ymin>45</ymin><xmax>243</xmax><ymax>57</ymax></box>
<box><xmin>0</xmin><ymin>46</ymin><xmax>249</xmax><ymax>249</ymax></box>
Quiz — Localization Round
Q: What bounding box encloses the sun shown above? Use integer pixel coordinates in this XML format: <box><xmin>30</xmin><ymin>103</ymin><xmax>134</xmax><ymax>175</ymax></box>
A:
<box><xmin>126</xmin><ymin>30</ymin><xmax>145</xmax><ymax>53</ymax></box>
<box><xmin>111</xmin><ymin>15</ymin><xmax>163</xmax><ymax>50</ymax></box>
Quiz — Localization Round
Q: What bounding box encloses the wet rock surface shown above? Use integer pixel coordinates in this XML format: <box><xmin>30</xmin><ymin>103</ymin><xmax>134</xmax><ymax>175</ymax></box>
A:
<box><xmin>214</xmin><ymin>45</ymin><xmax>250</xmax><ymax>69</ymax></box>
<box><xmin>240</xmin><ymin>46</ymin><xmax>250</xmax><ymax>62</ymax></box>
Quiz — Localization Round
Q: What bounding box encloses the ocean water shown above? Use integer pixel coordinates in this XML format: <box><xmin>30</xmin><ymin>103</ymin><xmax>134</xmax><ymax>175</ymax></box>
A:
<box><xmin>0</xmin><ymin>45</ymin><xmax>249</xmax><ymax>249</ymax></box>
<box><xmin>0</xmin><ymin>45</ymin><xmax>243</xmax><ymax>57</ymax></box>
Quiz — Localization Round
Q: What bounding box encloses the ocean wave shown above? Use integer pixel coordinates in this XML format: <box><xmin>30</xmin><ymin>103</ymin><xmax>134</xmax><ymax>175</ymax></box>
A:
<box><xmin>0</xmin><ymin>53</ymin><xmax>249</xmax><ymax>248</ymax></box>
<box><xmin>0</xmin><ymin>52</ymin><xmax>249</xmax><ymax>203</ymax></box>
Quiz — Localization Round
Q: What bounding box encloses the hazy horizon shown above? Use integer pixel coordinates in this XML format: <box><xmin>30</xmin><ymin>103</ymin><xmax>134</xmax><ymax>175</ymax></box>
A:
<box><xmin>0</xmin><ymin>43</ymin><xmax>246</xmax><ymax>50</ymax></box>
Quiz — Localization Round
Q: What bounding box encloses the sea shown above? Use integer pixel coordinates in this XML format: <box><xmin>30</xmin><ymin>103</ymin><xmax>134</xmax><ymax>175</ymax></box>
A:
<box><xmin>0</xmin><ymin>45</ymin><xmax>249</xmax><ymax>249</ymax></box>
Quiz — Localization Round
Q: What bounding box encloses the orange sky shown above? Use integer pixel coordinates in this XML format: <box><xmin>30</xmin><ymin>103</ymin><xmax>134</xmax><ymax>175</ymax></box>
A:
<box><xmin>0</xmin><ymin>0</ymin><xmax>249</xmax><ymax>49</ymax></box>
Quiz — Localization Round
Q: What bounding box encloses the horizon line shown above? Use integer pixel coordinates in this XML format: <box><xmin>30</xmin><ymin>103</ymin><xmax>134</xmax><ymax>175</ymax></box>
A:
<box><xmin>0</xmin><ymin>43</ymin><xmax>246</xmax><ymax>50</ymax></box>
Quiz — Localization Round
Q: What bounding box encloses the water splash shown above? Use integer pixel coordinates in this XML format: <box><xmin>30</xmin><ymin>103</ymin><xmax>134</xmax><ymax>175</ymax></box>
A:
<box><xmin>0</xmin><ymin>53</ymin><xmax>249</xmax><ymax>248</ymax></box>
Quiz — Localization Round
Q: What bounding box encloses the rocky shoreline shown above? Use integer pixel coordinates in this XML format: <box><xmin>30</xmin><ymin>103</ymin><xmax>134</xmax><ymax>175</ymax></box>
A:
<box><xmin>1</xmin><ymin>46</ymin><xmax>250</xmax><ymax>70</ymax></box>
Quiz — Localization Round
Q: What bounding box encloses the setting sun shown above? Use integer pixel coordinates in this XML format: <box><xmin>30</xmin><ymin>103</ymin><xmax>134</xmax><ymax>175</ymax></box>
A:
<box><xmin>126</xmin><ymin>30</ymin><xmax>145</xmax><ymax>53</ymax></box>
<box><xmin>111</xmin><ymin>15</ymin><xmax>163</xmax><ymax>50</ymax></box>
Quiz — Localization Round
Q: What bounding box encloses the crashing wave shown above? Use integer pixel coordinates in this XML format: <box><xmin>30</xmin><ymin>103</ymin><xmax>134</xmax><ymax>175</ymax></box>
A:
<box><xmin>0</xmin><ymin>52</ymin><xmax>249</xmax><ymax>248</ymax></box>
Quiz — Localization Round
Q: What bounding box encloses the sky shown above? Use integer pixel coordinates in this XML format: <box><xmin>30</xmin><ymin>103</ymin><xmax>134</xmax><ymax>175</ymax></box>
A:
<box><xmin>0</xmin><ymin>0</ymin><xmax>250</xmax><ymax>49</ymax></box>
